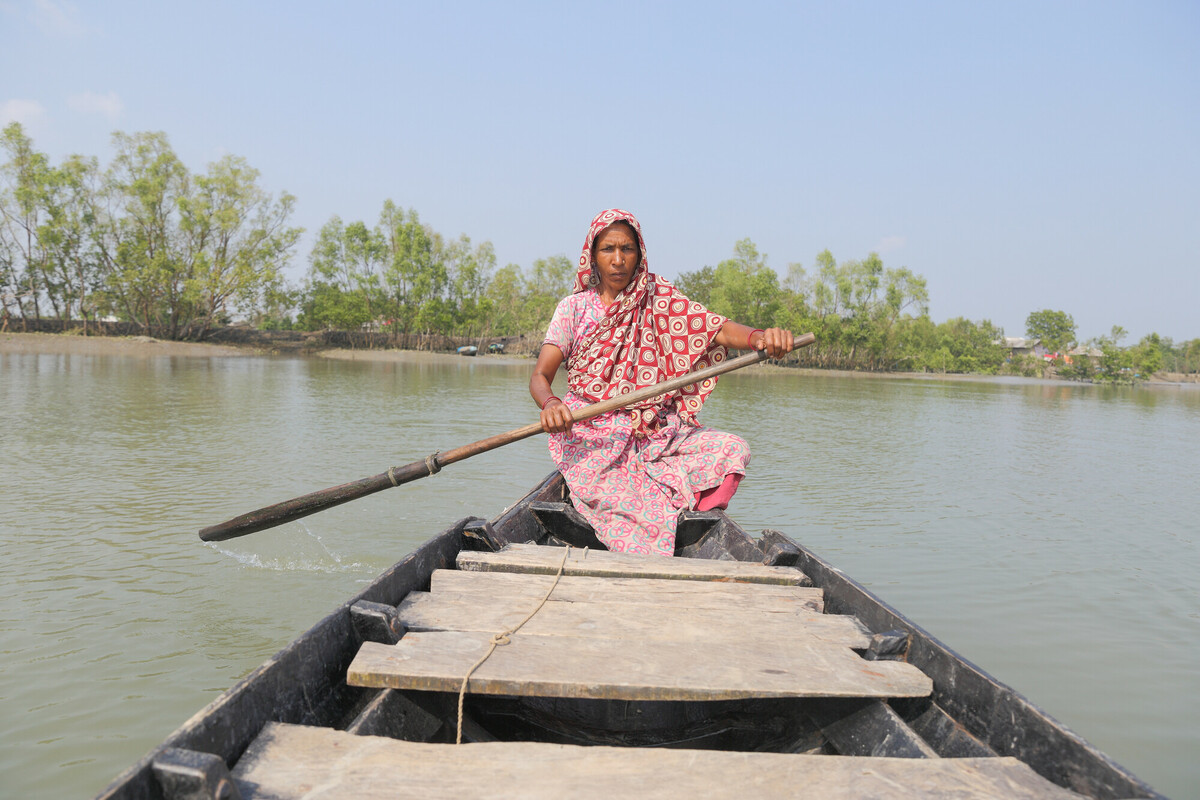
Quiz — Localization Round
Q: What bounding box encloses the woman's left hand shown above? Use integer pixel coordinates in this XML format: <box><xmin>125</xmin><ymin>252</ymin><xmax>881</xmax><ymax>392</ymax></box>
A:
<box><xmin>752</xmin><ymin>327</ymin><xmax>796</xmax><ymax>358</ymax></box>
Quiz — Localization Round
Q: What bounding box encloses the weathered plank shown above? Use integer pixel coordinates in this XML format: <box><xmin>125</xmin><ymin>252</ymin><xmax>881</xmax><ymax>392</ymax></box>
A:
<box><xmin>429</xmin><ymin>568</ymin><xmax>825</xmax><ymax>612</ymax></box>
<box><xmin>348</xmin><ymin>630</ymin><xmax>932</xmax><ymax>701</ymax></box>
<box><xmin>398</xmin><ymin>591</ymin><xmax>866</xmax><ymax>647</ymax></box>
<box><xmin>233</xmin><ymin>723</ymin><xmax>1086</xmax><ymax>799</ymax></box>
<box><xmin>456</xmin><ymin>543</ymin><xmax>807</xmax><ymax>585</ymax></box>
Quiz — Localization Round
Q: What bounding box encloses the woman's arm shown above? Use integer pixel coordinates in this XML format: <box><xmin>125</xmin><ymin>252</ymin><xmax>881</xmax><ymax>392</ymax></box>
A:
<box><xmin>716</xmin><ymin>322</ymin><xmax>796</xmax><ymax>358</ymax></box>
<box><xmin>530</xmin><ymin>344</ymin><xmax>575</xmax><ymax>433</ymax></box>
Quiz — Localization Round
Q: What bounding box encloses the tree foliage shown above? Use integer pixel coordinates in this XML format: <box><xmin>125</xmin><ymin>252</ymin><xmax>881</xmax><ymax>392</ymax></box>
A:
<box><xmin>1087</xmin><ymin>327</ymin><xmax>1167</xmax><ymax>382</ymax></box>
<box><xmin>675</xmin><ymin>243</ymin><xmax>942</xmax><ymax>371</ymax></box>
<box><xmin>1025</xmin><ymin>309</ymin><xmax>1076</xmax><ymax>354</ymax></box>
<box><xmin>6</xmin><ymin>123</ymin><xmax>1195</xmax><ymax>374</ymax></box>
<box><xmin>1</xmin><ymin>122</ymin><xmax>66</xmax><ymax>320</ymax></box>
<box><xmin>1151</xmin><ymin>335</ymin><xmax>1200</xmax><ymax>375</ymax></box>
<box><xmin>0</xmin><ymin>123</ymin><xmax>301</xmax><ymax>337</ymax></box>
<box><xmin>297</xmin><ymin>202</ymin><xmax>499</xmax><ymax>338</ymax></box>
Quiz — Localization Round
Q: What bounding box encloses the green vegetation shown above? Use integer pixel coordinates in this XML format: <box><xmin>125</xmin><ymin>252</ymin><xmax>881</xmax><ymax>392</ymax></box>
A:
<box><xmin>0</xmin><ymin>124</ymin><xmax>300</xmax><ymax>338</ymax></box>
<box><xmin>1086</xmin><ymin>327</ymin><xmax>1167</xmax><ymax>384</ymax></box>
<box><xmin>293</xmin><ymin>202</ymin><xmax>575</xmax><ymax>339</ymax></box>
<box><xmin>675</xmin><ymin>241</ymin><xmax>1011</xmax><ymax>373</ymax></box>
<box><xmin>3</xmin><ymin>123</ymin><xmax>1196</xmax><ymax>381</ymax></box>
<box><xmin>1025</xmin><ymin>309</ymin><xmax>1076</xmax><ymax>354</ymax></box>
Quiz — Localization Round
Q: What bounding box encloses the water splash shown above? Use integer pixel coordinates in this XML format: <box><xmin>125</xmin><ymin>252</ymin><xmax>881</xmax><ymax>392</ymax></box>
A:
<box><xmin>206</xmin><ymin>520</ymin><xmax>372</xmax><ymax>574</ymax></box>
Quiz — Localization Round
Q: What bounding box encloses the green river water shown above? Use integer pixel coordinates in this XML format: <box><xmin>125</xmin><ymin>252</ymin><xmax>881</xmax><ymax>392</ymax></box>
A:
<box><xmin>1</xmin><ymin>347</ymin><xmax>1197</xmax><ymax>797</ymax></box>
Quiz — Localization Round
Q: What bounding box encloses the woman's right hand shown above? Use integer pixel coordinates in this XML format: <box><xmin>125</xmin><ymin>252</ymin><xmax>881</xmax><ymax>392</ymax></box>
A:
<box><xmin>540</xmin><ymin>398</ymin><xmax>575</xmax><ymax>434</ymax></box>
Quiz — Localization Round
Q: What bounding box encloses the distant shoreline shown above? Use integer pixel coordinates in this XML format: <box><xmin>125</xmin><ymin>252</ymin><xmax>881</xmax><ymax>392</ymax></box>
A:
<box><xmin>3</xmin><ymin>330</ymin><xmax>1195</xmax><ymax>385</ymax></box>
<box><xmin>0</xmin><ymin>331</ymin><xmax>537</xmax><ymax>368</ymax></box>
<box><xmin>315</xmin><ymin>346</ymin><xmax>531</xmax><ymax>367</ymax></box>
<box><xmin>0</xmin><ymin>330</ymin><xmax>249</xmax><ymax>359</ymax></box>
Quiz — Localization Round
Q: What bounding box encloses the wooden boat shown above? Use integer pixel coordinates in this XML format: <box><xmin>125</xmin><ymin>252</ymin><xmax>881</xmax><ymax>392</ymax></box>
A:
<box><xmin>456</xmin><ymin>345</ymin><xmax>478</xmax><ymax>356</ymax></box>
<box><xmin>95</xmin><ymin>472</ymin><xmax>1163</xmax><ymax>799</ymax></box>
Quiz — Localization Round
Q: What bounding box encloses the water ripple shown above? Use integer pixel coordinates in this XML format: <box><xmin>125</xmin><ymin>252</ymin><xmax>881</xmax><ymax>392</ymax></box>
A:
<box><xmin>2</xmin><ymin>355</ymin><xmax>1197</xmax><ymax>797</ymax></box>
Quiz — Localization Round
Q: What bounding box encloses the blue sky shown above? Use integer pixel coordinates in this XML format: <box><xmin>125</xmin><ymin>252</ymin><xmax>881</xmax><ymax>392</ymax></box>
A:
<box><xmin>3</xmin><ymin>1</ymin><xmax>1197</xmax><ymax>341</ymax></box>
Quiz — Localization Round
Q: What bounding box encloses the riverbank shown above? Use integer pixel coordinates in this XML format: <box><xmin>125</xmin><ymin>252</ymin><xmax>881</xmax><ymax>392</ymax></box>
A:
<box><xmin>316</xmin><ymin>346</ymin><xmax>531</xmax><ymax>367</ymax></box>
<box><xmin>5</xmin><ymin>330</ymin><xmax>1195</xmax><ymax>384</ymax></box>
<box><xmin>0</xmin><ymin>332</ymin><xmax>993</xmax><ymax>376</ymax></box>
<box><xmin>0</xmin><ymin>331</ymin><xmax>534</xmax><ymax>367</ymax></box>
<box><xmin>0</xmin><ymin>331</ymin><xmax>249</xmax><ymax>359</ymax></box>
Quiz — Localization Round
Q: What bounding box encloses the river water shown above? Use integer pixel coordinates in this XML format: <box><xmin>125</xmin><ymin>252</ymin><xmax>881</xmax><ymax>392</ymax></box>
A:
<box><xmin>1</xmin><ymin>347</ymin><xmax>1196</xmax><ymax>798</ymax></box>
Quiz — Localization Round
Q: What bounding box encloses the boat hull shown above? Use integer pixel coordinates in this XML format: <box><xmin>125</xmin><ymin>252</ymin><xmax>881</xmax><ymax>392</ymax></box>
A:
<box><xmin>95</xmin><ymin>473</ymin><xmax>1161</xmax><ymax>799</ymax></box>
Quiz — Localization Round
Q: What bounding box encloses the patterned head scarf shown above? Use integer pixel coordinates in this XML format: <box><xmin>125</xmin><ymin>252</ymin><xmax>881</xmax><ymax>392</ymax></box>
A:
<box><xmin>573</xmin><ymin>208</ymin><xmax>648</xmax><ymax>293</ymax></box>
<box><xmin>568</xmin><ymin>209</ymin><xmax>728</xmax><ymax>435</ymax></box>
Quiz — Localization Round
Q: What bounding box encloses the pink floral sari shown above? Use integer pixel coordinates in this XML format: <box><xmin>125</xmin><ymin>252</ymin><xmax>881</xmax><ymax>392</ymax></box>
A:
<box><xmin>542</xmin><ymin>210</ymin><xmax>751</xmax><ymax>556</ymax></box>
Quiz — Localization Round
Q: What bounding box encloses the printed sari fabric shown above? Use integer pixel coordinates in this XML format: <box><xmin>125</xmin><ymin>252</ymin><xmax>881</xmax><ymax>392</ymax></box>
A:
<box><xmin>568</xmin><ymin>209</ymin><xmax>730</xmax><ymax>438</ymax></box>
<box><xmin>542</xmin><ymin>210</ymin><xmax>751</xmax><ymax>557</ymax></box>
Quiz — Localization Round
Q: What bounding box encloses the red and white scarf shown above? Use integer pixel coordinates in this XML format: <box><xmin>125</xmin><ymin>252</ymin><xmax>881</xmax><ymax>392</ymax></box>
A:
<box><xmin>568</xmin><ymin>209</ymin><xmax>728</xmax><ymax>436</ymax></box>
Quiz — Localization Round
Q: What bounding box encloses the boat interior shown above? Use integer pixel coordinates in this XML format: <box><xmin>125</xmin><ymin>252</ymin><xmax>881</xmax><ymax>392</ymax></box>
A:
<box><xmin>105</xmin><ymin>472</ymin><xmax>1160</xmax><ymax>800</ymax></box>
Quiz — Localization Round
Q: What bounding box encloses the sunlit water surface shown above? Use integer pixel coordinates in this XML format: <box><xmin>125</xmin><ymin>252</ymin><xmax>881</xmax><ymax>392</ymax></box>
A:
<box><xmin>1</xmin><ymin>351</ymin><xmax>1196</xmax><ymax>797</ymax></box>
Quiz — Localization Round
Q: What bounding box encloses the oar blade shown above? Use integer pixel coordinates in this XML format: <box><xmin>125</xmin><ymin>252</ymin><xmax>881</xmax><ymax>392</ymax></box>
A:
<box><xmin>199</xmin><ymin>459</ymin><xmax>434</xmax><ymax>541</ymax></box>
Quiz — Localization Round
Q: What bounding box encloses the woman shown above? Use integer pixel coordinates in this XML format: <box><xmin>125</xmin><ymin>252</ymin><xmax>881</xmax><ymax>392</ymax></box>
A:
<box><xmin>530</xmin><ymin>209</ymin><xmax>796</xmax><ymax>557</ymax></box>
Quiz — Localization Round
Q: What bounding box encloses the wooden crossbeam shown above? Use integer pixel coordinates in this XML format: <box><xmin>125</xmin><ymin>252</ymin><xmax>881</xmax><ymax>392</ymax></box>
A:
<box><xmin>233</xmin><ymin>723</ymin><xmax>1086</xmax><ymax>799</ymax></box>
<box><xmin>457</xmin><ymin>543</ymin><xmax>807</xmax><ymax>585</ymax></box>
<box><xmin>428</xmin><ymin>569</ymin><xmax>825</xmax><ymax>612</ymax></box>
<box><xmin>397</xmin><ymin>591</ymin><xmax>866</xmax><ymax>647</ymax></box>
<box><xmin>350</xmin><ymin>545</ymin><xmax>930</xmax><ymax>703</ymax></box>
<box><xmin>348</xmin><ymin>630</ymin><xmax>932</xmax><ymax>701</ymax></box>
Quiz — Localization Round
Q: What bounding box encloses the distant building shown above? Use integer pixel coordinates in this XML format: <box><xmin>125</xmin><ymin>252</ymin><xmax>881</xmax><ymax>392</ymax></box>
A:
<box><xmin>1064</xmin><ymin>345</ymin><xmax>1102</xmax><ymax>365</ymax></box>
<box><xmin>1001</xmin><ymin>337</ymin><xmax>1048</xmax><ymax>358</ymax></box>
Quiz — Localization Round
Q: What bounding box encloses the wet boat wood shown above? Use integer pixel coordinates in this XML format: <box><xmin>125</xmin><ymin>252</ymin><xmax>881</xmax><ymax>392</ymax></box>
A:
<box><xmin>428</xmin><ymin>568</ymin><xmax>825</xmax><ymax>612</ymax></box>
<box><xmin>232</xmin><ymin>722</ymin><xmax>1087</xmax><ymax>799</ymax></box>
<box><xmin>456</xmin><ymin>542</ymin><xmax>807</xmax><ymax>584</ymax></box>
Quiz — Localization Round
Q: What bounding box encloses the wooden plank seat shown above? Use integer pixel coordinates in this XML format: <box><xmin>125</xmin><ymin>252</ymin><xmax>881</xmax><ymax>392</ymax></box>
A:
<box><xmin>232</xmin><ymin>722</ymin><xmax>1086</xmax><ymax>799</ymax></box>
<box><xmin>428</xmin><ymin>568</ymin><xmax>826</xmax><ymax>612</ymax></box>
<box><xmin>396</xmin><ymin>590</ymin><xmax>867</xmax><ymax>647</ymax></box>
<box><xmin>348</xmin><ymin>543</ymin><xmax>932</xmax><ymax>701</ymax></box>
<box><xmin>348</xmin><ymin>628</ymin><xmax>931</xmax><ymax>701</ymax></box>
<box><xmin>456</xmin><ymin>543</ymin><xmax>808</xmax><ymax>585</ymax></box>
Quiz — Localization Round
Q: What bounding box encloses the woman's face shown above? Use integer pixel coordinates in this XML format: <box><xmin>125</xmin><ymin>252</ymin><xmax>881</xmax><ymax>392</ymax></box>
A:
<box><xmin>592</xmin><ymin>222</ymin><xmax>641</xmax><ymax>296</ymax></box>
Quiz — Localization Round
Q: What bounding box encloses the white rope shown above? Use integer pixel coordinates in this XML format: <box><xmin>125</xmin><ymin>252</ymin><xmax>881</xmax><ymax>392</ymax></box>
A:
<box><xmin>455</xmin><ymin>545</ymin><xmax>578</xmax><ymax>744</ymax></box>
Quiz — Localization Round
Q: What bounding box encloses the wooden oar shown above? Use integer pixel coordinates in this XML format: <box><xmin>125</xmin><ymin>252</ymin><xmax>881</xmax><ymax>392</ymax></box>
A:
<box><xmin>199</xmin><ymin>332</ymin><xmax>816</xmax><ymax>541</ymax></box>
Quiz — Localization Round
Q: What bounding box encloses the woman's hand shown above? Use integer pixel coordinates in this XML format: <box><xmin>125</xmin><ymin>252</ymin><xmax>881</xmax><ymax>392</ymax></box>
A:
<box><xmin>540</xmin><ymin>398</ymin><xmax>574</xmax><ymax>433</ymax></box>
<box><xmin>716</xmin><ymin>322</ymin><xmax>796</xmax><ymax>357</ymax></box>
<box><xmin>752</xmin><ymin>327</ymin><xmax>796</xmax><ymax>359</ymax></box>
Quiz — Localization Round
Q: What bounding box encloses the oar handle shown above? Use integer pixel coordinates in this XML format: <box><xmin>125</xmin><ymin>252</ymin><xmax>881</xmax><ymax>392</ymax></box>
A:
<box><xmin>199</xmin><ymin>332</ymin><xmax>815</xmax><ymax>542</ymax></box>
<box><xmin>568</xmin><ymin>331</ymin><xmax>815</xmax><ymax>426</ymax></box>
